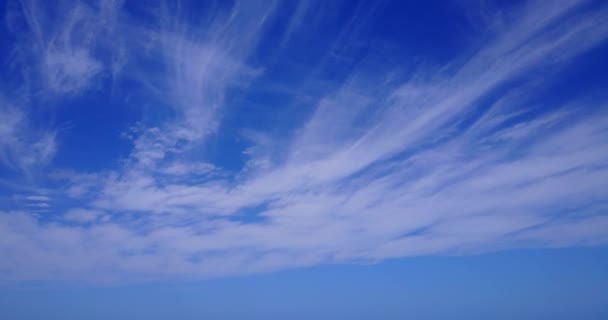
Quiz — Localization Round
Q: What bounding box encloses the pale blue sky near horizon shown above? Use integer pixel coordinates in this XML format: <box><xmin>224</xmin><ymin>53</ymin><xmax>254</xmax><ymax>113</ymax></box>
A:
<box><xmin>1</xmin><ymin>0</ymin><xmax>608</xmax><ymax>318</ymax></box>
<box><xmin>2</xmin><ymin>247</ymin><xmax>608</xmax><ymax>319</ymax></box>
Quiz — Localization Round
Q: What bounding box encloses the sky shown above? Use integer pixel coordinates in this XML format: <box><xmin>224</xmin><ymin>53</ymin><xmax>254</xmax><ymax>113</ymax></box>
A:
<box><xmin>0</xmin><ymin>0</ymin><xmax>607</xmax><ymax>318</ymax></box>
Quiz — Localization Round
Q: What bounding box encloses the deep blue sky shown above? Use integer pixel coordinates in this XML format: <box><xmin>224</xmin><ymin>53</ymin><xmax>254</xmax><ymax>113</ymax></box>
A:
<box><xmin>1</xmin><ymin>0</ymin><xmax>608</xmax><ymax>318</ymax></box>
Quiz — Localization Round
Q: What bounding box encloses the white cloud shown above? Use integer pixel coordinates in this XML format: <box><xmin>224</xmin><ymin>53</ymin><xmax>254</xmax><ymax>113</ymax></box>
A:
<box><xmin>0</xmin><ymin>100</ymin><xmax>57</xmax><ymax>170</ymax></box>
<box><xmin>25</xmin><ymin>195</ymin><xmax>50</xmax><ymax>201</ymax></box>
<box><xmin>0</xmin><ymin>0</ymin><xmax>607</xmax><ymax>284</ymax></box>
<box><xmin>43</xmin><ymin>48</ymin><xmax>102</xmax><ymax>94</ymax></box>
<box><xmin>62</xmin><ymin>208</ymin><xmax>104</xmax><ymax>223</ymax></box>
<box><xmin>7</xmin><ymin>0</ymin><xmax>123</xmax><ymax>95</ymax></box>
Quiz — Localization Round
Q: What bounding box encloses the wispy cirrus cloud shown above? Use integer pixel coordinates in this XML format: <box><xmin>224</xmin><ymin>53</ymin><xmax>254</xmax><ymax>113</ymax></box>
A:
<box><xmin>0</xmin><ymin>99</ymin><xmax>56</xmax><ymax>170</ymax></box>
<box><xmin>0</xmin><ymin>0</ymin><xmax>607</xmax><ymax>284</ymax></box>
<box><xmin>6</xmin><ymin>0</ymin><xmax>123</xmax><ymax>96</ymax></box>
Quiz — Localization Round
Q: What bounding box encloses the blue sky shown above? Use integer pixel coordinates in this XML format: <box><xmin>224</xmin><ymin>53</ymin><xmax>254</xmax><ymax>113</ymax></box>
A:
<box><xmin>0</xmin><ymin>0</ymin><xmax>608</xmax><ymax>318</ymax></box>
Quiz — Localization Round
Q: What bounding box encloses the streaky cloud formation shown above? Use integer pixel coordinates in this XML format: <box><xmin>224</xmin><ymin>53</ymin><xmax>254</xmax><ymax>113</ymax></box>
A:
<box><xmin>0</xmin><ymin>0</ymin><xmax>607</xmax><ymax>284</ymax></box>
